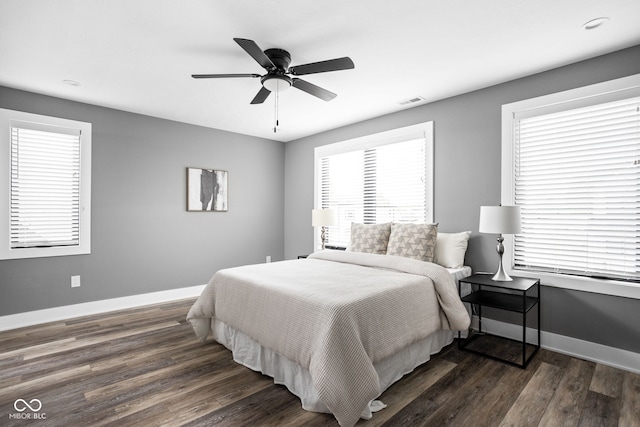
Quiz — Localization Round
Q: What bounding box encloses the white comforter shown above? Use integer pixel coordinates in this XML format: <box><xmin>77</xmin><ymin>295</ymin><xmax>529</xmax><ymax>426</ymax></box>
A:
<box><xmin>187</xmin><ymin>250</ymin><xmax>470</xmax><ymax>427</ymax></box>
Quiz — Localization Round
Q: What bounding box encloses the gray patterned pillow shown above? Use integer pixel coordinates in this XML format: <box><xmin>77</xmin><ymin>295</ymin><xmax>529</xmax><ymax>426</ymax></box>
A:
<box><xmin>387</xmin><ymin>223</ymin><xmax>439</xmax><ymax>262</ymax></box>
<box><xmin>349</xmin><ymin>223</ymin><xmax>391</xmax><ymax>254</ymax></box>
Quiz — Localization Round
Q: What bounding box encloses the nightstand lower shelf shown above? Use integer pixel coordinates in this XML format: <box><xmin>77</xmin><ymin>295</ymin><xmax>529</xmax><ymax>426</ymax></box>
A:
<box><xmin>459</xmin><ymin>332</ymin><xmax>540</xmax><ymax>368</ymax></box>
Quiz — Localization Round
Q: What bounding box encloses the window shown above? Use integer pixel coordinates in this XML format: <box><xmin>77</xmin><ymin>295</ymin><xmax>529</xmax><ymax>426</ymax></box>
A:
<box><xmin>0</xmin><ymin>109</ymin><xmax>91</xmax><ymax>260</ymax></box>
<box><xmin>502</xmin><ymin>74</ymin><xmax>640</xmax><ymax>298</ymax></box>
<box><xmin>314</xmin><ymin>122</ymin><xmax>433</xmax><ymax>248</ymax></box>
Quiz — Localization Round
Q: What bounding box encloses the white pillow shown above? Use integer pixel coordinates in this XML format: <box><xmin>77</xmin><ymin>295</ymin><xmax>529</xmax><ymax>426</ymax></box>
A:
<box><xmin>434</xmin><ymin>231</ymin><xmax>471</xmax><ymax>268</ymax></box>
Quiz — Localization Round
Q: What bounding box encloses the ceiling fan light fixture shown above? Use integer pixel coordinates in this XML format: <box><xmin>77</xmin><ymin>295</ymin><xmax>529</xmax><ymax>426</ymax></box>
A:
<box><xmin>262</xmin><ymin>75</ymin><xmax>292</xmax><ymax>93</ymax></box>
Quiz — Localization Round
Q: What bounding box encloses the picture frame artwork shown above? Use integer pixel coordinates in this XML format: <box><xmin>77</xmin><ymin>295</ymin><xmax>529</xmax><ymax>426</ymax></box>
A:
<box><xmin>187</xmin><ymin>167</ymin><xmax>228</xmax><ymax>212</ymax></box>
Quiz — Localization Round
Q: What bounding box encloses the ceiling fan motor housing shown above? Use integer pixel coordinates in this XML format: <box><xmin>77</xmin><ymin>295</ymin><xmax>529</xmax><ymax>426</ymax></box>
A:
<box><xmin>264</xmin><ymin>48</ymin><xmax>291</xmax><ymax>71</ymax></box>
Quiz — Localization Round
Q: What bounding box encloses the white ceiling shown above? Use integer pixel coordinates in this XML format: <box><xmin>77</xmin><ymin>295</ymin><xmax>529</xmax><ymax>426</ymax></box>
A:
<box><xmin>1</xmin><ymin>1</ymin><xmax>639</xmax><ymax>143</ymax></box>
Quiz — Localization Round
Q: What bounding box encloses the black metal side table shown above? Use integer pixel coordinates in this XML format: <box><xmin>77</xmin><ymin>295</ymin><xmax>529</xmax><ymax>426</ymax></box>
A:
<box><xmin>458</xmin><ymin>273</ymin><xmax>540</xmax><ymax>368</ymax></box>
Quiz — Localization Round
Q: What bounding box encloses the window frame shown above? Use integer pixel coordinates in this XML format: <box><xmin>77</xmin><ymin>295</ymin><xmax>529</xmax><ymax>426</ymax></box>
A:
<box><xmin>501</xmin><ymin>74</ymin><xmax>640</xmax><ymax>299</ymax></box>
<box><xmin>314</xmin><ymin>121</ymin><xmax>434</xmax><ymax>250</ymax></box>
<box><xmin>0</xmin><ymin>108</ymin><xmax>92</xmax><ymax>260</ymax></box>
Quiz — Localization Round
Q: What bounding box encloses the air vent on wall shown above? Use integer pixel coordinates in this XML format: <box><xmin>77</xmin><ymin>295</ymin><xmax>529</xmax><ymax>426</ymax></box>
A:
<box><xmin>398</xmin><ymin>96</ymin><xmax>425</xmax><ymax>106</ymax></box>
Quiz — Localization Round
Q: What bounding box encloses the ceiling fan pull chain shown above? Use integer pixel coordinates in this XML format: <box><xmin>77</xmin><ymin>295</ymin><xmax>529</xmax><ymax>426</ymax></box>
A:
<box><xmin>273</xmin><ymin>80</ymin><xmax>280</xmax><ymax>133</ymax></box>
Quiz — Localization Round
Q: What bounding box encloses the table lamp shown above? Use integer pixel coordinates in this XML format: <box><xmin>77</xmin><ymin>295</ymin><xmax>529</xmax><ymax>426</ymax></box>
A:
<box><xmin>312</xmin><ymin>208</ymin><xmax>337</xmax><ymax>250</ymax></box>
<box><xmin>479</xmin><ymin>205</ymin><xmax>522</xmax><ymax>281</ymax></box>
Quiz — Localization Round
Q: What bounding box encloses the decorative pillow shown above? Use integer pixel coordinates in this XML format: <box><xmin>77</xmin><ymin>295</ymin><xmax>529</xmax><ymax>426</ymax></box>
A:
<box><xmin>349</xmin><ymin>223</ymin><xmax>391</xmax><ymax>254</ymax></box>
<box><xmin>434</xmin><ymin>231</ymin><xmax>472</xmax><ymax>268</ymax></box>
<box><xmin>386</xmin><ymin>223</ymin><xmax>438</xmax><ymax>262</ymax></box>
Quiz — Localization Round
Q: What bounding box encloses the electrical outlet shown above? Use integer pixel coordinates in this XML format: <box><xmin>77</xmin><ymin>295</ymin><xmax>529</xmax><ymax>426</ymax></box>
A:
<box><xmin>71</xmin><ymin>275</ymin><xmax>81</xmax><ymax>288</ymax></box>
<box><xmin>266</xmin><ymin>255</ymin><xmax>271</xmax><ymax>263</ymax></box>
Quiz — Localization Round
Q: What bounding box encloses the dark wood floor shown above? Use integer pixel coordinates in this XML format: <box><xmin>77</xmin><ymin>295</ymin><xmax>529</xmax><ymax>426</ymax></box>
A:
<box><xmin>1</xmin><ymin>299</ymin><xmax>638</xmax><ymax>427</ymax></box>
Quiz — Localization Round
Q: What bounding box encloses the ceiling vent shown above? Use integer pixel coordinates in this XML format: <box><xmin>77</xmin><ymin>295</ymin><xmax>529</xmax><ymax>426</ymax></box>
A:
<box><xmin>398</xmin><ymin>96</ymin><xmax>425</xmax><ymax>106</ymax></box>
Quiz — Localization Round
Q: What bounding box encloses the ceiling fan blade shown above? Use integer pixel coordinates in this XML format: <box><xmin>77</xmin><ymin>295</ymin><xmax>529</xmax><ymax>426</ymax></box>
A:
<box><xmin>250</xmin><ymin>86</ymin><xmax>271</xmax><ymax>104</ymax></box>
<box><xmin>191</xmin><ymin>73</ymin><xmax>261</xmax><ymax>79</ymax></box>
<box><xmin>234</xmin><ymin>38</ymin><xmax>275</xmax><ymax>70</ymax></box>
<box><xmin>289</xmin><ymin>57</ymin><xmax>354</xmax><ymax>76</ymax></box>
<box><xmin>292</xmin><ymin>78</ymin><xmax>337</xmax><ymax>101</ymax></box>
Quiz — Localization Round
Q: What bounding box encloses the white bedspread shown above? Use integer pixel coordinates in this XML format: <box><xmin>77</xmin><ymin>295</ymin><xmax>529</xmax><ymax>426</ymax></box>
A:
<box><xmin>187</xmin><ymin>250</ymin><xmax>470</xmax><ymax>427</ymax></box>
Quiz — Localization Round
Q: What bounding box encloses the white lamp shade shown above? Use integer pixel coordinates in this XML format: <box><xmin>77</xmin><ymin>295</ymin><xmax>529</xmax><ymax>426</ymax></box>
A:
<box><xmin>312</xmin><ymin>208</ymin><xmax>338</xmax><ymax>227</ymax></box>
<box><xmin>479</xmin><ymin>206</ymin><xmax>521</xmax><ymax>234</ymax></box>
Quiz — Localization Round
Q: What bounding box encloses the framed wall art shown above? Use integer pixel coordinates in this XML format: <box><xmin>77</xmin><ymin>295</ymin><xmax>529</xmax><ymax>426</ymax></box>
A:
<box><xmin>187</xmin><ymin>167</ymin><xmax>228</xmax><ymax>212</ymax></box>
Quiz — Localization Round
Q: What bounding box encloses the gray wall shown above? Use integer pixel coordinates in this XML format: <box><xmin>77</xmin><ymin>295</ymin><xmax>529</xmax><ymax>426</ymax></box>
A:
<box><xmin>0</xmin><ymin>86</ymin><xmax>284</xmax><ymax>316</ymax></box>
<box><xmin>283</xmin><ymin>45</ymin><xmax>640</xmax><ymax>354</ymax></box>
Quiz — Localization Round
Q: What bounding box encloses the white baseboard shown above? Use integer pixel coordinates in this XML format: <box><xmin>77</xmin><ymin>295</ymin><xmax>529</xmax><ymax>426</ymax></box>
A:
<box><xmin>0</xmin><ymin>285</ymin><xmax>206</xmax><ymax>332</ymax></box>
<box><xmin>472</xmin><ymin>316</ymin><xmax>640</xmax><ymax>374</ymax></box>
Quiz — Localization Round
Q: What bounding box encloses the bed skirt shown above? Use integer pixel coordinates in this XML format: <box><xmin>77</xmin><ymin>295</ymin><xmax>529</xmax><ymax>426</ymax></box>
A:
<box><xmin>209</xmin><ymin>318</ymin><xmax>454</xmax><ymax>420</ymax></box>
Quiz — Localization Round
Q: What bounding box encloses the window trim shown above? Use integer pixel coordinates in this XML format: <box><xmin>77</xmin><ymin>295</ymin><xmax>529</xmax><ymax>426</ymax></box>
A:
<box><xmin>0</xmin><ymin>108</ymin><xmax>92</xmax><ymax>260</ymax></box>
<box><xmin>501</xmin><ymin>74</ymin><xmax>640</xmax><ymax>300</ymax></box>
<box><xmin>314</xmin><ymin>121</ymin><xmax>434</xmax><ymax>250</ymax></box>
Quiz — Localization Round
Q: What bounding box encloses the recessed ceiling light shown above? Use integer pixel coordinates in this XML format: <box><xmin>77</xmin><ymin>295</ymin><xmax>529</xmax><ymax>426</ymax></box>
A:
<box><xmin>63</xmin><ymin>79</ymin><xmax>80</xmax><ymax>86</ymax></box>
<box><xmin>582</xmin><ymin>17</ymin><xmax>609</xmax><ymax>30</ymax></box>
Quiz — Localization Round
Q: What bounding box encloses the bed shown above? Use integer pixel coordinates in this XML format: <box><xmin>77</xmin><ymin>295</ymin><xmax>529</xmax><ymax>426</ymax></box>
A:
<box><xmin>187</xmin><ymin>224</ymin><xmax>472</xmax><ymax>427</ymax></box>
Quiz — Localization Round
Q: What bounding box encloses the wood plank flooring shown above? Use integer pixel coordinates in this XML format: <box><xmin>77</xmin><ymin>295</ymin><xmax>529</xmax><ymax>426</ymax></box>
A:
<box><xmin>1</xmin><ymin>299</ymin><xmax>638</xmax><ymax>426</ymax></box>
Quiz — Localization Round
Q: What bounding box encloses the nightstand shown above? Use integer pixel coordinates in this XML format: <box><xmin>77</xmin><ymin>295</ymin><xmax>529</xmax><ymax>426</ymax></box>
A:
<box><xmin>458</xmin><ymin>273</ymin><xmax>540</xmax><ymax>368</ymax></box>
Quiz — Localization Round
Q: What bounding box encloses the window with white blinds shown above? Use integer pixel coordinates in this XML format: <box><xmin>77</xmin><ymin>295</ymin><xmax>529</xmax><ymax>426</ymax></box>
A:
<box><xmin>315</xmin><ymin>122</ymin><xmax>433</xmax><ymax>248</ymax></box>
<box><xmin>11</xmin><ymin>124</ymin><xmax>82</xmax><ymax>248</ymax></box>
<box><xmin>1</xmin><ymin>108</ymin><xmax>91</xmax><ymax>260</ymax></box>
<box><xmin>508</xmin><ymin>88</ymin><xmax>640</xmax><ymax>283</ymax></box>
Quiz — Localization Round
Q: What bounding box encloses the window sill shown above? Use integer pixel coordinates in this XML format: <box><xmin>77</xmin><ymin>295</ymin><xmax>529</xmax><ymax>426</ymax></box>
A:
<box><xmin>1</xmin><ymin>244</ymin><xmax>90</xmax><ymax>260</ymax></box>
<box><xmin>509</xmin><ymin>268</ymin><xmax>640</xmax><ymax>300</ymax></box>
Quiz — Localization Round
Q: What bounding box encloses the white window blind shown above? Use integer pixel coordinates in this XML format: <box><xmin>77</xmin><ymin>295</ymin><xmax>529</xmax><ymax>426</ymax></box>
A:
<box><xmin>10</xmin><ymin>123</ymin><xmax>82</xmax><ymax>249</ymax></box>
<box><xmin>513</xmin><ymin>96</ymin><xmax>640</xmax><ymax>282</ymax></box>
<box><xmin>320</xmin><ymin>137</ymin><xmax>429</xmax><ymax>247</ymax></box>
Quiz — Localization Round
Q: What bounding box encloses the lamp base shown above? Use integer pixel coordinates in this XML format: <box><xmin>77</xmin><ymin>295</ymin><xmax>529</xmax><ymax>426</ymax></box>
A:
<box><xmin>491</xmin><ymin>235</ymin><xmax>513</xmax><ymax>281</ymax></box>
<box><xmin>321</xmin><ymin>226</ymin><xmax>327</xmax><ymax>250</ymax></box>
<box><xmin>491</xmin><ymin>263</ymin><xmax>513</xmax><ymax>281</ymax></box>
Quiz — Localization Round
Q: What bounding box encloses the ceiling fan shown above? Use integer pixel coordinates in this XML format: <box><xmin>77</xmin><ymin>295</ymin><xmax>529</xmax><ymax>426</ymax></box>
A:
<box><xmin>192</xmin><ymin>38</ymin><xmax>355</xmax><ymax>104</ymax></box>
